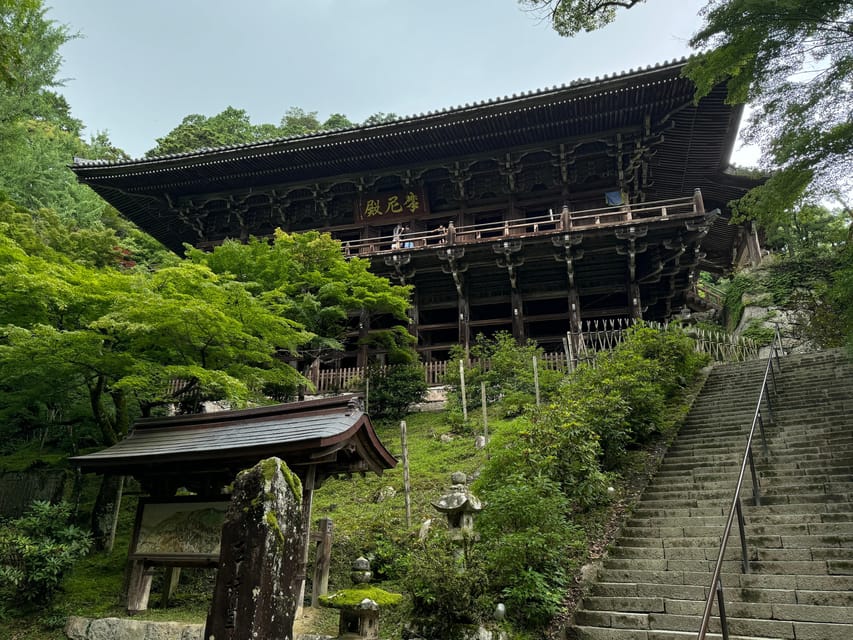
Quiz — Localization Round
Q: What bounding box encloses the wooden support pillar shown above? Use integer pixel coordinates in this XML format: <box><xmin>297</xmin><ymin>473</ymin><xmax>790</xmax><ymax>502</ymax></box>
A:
<box><xmin>160</xmin><ymin>567</ymin><xmax>181</xmax><ymax>609</ymax></box>
<box><xmin>408</xmin><ymin>289</ymin><xmax>420</xmax><ymax>343</ymax></box>
<box><xmin>439</xmin><ymin>245</ymin><xmax>468</xmax><ymax>359</ymax></box>
<box><xmin>310</xmin><ymin>518</ymin><xmax>334</xmax><ymax>608</ymax></box>
<box><xmin>357</xmin><ymin>310</ymin><xmax>370</xmax><ymax>369</ymax></box>
<box><xmin>510</xmin><ymin>288</ymin><xmax>525</xmax><ymax>342</ymax></box>
<box><xmin>747</xmin><ymin>222</ymin><xmax>762</xmax><ymax>267</ymax></box>
<box><xmin>126</xmin><ymin>559</ymin><xmax>154</xmax><ymax>615</ymax></box>
<box><xmin>458</xmin><ymin>292</ymin><xmax>470</xmax><ymax>359</ymax></box>
<box><xmin>629</xmin><ymin>281</ymin><xmax>642</xmax><ymax>319</ymax></box>
<box><xmin>296</xmin><ymin>465</ymin><xmax>316</xmax><ymax>617</ymax></box>
<box><xmin>567</xmin><ymin>287</ymin><xmax>583</xmax><ymax>359</ymax></box>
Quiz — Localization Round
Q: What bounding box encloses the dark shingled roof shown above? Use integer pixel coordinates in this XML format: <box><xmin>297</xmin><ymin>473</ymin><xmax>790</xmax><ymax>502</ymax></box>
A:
<box><xmin>71</xmin><ymin>395</ymin><xmax>396</xmax><ymax>482</ymax></box>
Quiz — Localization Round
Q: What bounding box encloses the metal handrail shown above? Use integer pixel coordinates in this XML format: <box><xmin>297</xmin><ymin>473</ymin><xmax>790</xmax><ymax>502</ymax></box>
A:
<box><xmin>696</xmin><ymin>325</ymin><xmax>783</xmax><ymax>640</ymax></box>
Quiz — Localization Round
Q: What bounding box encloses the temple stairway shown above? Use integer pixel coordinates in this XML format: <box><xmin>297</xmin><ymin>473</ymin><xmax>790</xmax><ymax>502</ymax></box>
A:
<box><xmin>567</xmin><ymin>349</ymin><xmax>853</xmax><ymax>640</ymax></box>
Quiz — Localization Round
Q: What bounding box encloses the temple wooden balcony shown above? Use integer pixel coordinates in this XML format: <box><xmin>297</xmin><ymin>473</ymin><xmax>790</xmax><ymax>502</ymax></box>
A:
<box><xmin>343</xmin><ymin>192</ymin><xmax>705</xmax><ymax>258</ymax></box>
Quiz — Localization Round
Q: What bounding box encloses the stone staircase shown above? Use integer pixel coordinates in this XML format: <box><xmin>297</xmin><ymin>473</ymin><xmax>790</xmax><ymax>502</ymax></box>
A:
<box><xmin>568</xmin><ymin>349</ymin><xmax>853</xmax><ymax>640</ymax></box>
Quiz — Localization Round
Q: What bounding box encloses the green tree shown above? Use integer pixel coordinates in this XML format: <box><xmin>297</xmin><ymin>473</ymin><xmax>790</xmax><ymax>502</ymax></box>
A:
<box><xmin>146</xmin><ymin>106</ymin><xmax>261</xmax><ymax>157</ymax></box>
<box><xmin>147</xmin><ymin>106</ymin><xmax>357</xmax><ymax>156</ymax></box>
<box><xmin>0</xmin><ymin>207</ymin><xmax>311</xmax><ymax>447</ymax></box>
<box><xmin>0</xmin><ymin>0</ymin><xmax>77</xmax><ymax>128</ymax></box>
<box><xmin>687</xmin><ymin>1</ymin><xmax>853</xmax><ymax>220</ymax></box>
<box><xmin>186</xmin><ymin>230</ymin><xmax>412</xmax><ymax>369</ymax></box>
<box><xmin>361</xmin><ymin>112</ymin><xmax>399</xmax><ymax>126</ymax></box>
<box><xmin>519</xmin><ymin>0</ymin><xmax>645</xmax><ymax>36</ymax></box>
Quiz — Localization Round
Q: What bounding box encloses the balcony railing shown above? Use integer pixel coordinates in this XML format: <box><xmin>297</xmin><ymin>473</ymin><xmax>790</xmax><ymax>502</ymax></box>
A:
<box><xmin>344</xmin><ymin>192</ymin><xmax>705</xmax><ymax>257</ymax></box>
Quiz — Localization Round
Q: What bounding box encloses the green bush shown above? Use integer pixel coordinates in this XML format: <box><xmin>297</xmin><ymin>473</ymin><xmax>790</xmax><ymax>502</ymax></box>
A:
<box><xmin>366</xmin><ymin>363</ymin><xmax>428</xmax><ymax>421</ymax></box>
<box><xmin>477</xmin><ymin>405</ymin><xmax>608</xmax><ymax>509</ymax></box>
<box><xmin>477</xmin><ymin>475</ymin><xmax>585</xmax><ymax>628</ymax></box>
<box><xmin>0</xmin><ymin>501</ymin><xmax>92</xmax><ymax>606</ymax></box>
<box><xmin>399</xmin><ymin>530</ymin><xmax>489</xmax><ymax>640</ymax></box>
<box><xmin>564</xmin><ymin>325</ymin><xmax>707</xmax><ymax>465</ymax></box>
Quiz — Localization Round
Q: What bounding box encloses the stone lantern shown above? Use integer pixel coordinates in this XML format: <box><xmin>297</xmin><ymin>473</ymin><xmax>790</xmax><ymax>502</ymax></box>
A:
<box><xmin>431</xmin><ymin>471</ymin><xmax>482</xmax><ymax>541</ymax></box>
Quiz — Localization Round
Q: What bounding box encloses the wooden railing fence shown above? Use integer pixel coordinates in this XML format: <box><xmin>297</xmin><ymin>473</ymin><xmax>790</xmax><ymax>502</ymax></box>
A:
<box><xmin>309</xmin><ymin>319</ymin><xmax>759</xmax><ymax>393</ymax></box>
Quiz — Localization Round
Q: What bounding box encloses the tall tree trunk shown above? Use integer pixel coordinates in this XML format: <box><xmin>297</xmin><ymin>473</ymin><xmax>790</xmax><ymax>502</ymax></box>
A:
<box><xmin>89</xmin><ymin>375</ymin><xmax>118</xmax><ymax>445</ymax></box>
<box><xmin>91</xmin><ymin>474</ymin><xmax>124</xmax><ymax>553</ymax></box>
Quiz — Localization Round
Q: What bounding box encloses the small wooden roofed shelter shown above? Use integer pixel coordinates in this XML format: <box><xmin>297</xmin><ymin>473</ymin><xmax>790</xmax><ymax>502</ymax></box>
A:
<box><xmin>72</xmin><ymin>395</ymin><xmax>396</xmax><ymax>496</ymax></box>
<box><xmin>71</xmin><ymin>395</ymin><xmax>395</xmax><ymax>611</ymax></box>
<box><xmin>70</xmin><ymin>58</ymin><xmax>761</xmax><ymax>365</ymax></box>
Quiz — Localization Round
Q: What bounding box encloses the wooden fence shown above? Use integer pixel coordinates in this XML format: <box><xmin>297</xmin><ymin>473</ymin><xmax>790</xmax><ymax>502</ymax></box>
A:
<box><xmin>309</xmin><ymin>319</ymin><xmax>759</xmax><ymax>393</ymax></box>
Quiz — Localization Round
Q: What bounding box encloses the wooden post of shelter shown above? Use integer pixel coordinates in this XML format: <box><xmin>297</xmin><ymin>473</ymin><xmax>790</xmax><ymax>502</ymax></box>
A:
<box><xmin>310</xmin><ymin>517</ymin><xmax>334</xmax><ymax>608</ymax></box>
<box><xmin>160</xmin><ymin>567</ymin><xmax>181</xmax><ymax>609</ymax></box>
<box><xmin>296</xmin><ymin>464</ymin><xmax>316</xmax><ymax>617</ymax></box>
<box><xmin>126</xmin><ymin>559</ymin><xmax>155</xmax><ymax>614</ymax></box>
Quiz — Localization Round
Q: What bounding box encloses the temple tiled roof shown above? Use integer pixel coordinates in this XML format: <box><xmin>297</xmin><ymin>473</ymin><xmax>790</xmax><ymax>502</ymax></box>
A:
<box><xmin>71</xmin><ymin>395</ymin><xmax>396</xmax><ymax>481</ymax></box>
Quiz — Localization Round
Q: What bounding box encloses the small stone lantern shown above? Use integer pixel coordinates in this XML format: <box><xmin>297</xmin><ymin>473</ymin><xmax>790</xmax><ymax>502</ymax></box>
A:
<box><xmin>319</xmin><ymin>556</ymin><xmax>401</xmax><ymax>640</ymax></box>
<box><xmin>431</xmin><ymin>471</ymin><xmax>482</xmax><ymax>541</ymax></box>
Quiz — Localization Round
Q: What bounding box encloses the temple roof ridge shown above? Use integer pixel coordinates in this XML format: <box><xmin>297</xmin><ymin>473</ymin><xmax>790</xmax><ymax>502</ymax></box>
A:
<box><xmin>71</xmin><ymin>56</ymin><xmax>693</xmax><ymax>170</ymax></box>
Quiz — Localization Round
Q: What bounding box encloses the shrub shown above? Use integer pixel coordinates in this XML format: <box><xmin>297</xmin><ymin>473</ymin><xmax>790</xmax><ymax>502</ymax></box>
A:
<box><xmin>477</xmin><ymin>405</ymin><xmax>608</xmax><ymax>509</ymax></box>
<box><xmin>399</xmin><ymin>529</ymin><xmax>489</xmax><ymax>640</ymax></box>
<box><xmin>0</xmin><ymin>501</ymin><xmax>92</xmax><ymax>605</ymax></box>
<box><xmin>476</xmin><ymin>475</ymin><xmax>585</xmax><ymax>628</ymax></box>
<box><xmin>366</xmin><ymin>363</ymin><xmax>428</xmax><ymax>421</ymax></box>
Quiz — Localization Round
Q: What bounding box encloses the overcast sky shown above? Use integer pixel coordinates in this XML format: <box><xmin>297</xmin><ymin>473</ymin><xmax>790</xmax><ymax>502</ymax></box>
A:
<box><xmin>47</xmin><ymin>0</ymin><xmax>756</xmax><ymax>163</ymax></box>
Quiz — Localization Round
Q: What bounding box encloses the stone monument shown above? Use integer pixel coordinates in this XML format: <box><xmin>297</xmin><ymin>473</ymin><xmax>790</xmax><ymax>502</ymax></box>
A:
<box><xmin>204</xmin><ymin>457</ymin><xmax>304</xmax><ymax>640</ymax></box>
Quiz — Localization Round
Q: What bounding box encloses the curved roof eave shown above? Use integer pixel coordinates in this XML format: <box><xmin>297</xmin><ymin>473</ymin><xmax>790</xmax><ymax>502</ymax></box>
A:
<box><xmin>71</xmin><ymin>57</ymin><xmax>694</xmax><ymax>177</ymax></box>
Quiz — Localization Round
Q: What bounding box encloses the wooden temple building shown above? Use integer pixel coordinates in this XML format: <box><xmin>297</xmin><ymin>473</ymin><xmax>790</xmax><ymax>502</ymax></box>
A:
<box><xmin>71</xmin><ymin>58</ymin><xmax>760</xmax><ymax>366</ymax></box>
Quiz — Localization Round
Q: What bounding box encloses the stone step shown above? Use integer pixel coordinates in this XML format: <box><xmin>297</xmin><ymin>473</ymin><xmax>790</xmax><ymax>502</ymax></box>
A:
<box><xmin>571</xmin><ymin>618</ymin><xmax>853</xmax><ymax>640</ymax></box>
<box><xmin>602</xmin><ymin>557</ymin><xmax>851</xmax><ymax>575</ymax></box>
<box><xmin>610</xmin><ymin>545</ymin><xmax>853</xmax><ymax>564</ymax></box>
<box><xmin>589</xmin><ymin>583</ymin><xmax>853</xmax><ymax>608</ymax></box>
<box><xmin>596</xmin><ymin>569</ymin><xmax>853</xmax><ymax>591</ymax></box>
<box><xmin>569</xmin><ymin>625</ymin><xmax>783</xmax><ymax>639</ymax></box>
<box><xmin>578</xmin><ymin>598</ymin><xmax>853</xmax><ymax>625</ymax></box>
<box><xmin>640</xmin><ymin>483</ymin><xmax>853</xmax><ymax>502</ymax></box>
<box><xmin>626</xmin><ymin>511</ymin><xmax>853</xmax><ymax>529</ymax></box>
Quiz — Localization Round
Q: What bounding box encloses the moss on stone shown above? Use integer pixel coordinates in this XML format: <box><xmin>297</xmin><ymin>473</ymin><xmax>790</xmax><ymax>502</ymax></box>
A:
<box><xmin>318</xmin><ymin>584</ymin><xmax>403</xmax><ymax>610</ymax></box>
<box><xmin>257</xmin><ymin>457</ymin><xmax>302</xmax><ymax>504</ymax></box>
<box><xmin>265</xmin><ymin>510</ymin><xmax>286</xmax><ymax>548</ymax></box>
<box><xmin>279</xmin><ymin>461</ymin><xmax>303</xmax><ymax>504</ymax></box>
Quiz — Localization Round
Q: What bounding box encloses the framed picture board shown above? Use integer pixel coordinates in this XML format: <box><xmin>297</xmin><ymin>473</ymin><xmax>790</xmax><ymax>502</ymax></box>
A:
<box><xmin>129</xmin><ymin>497</ymin><xmax>229</xmax><ymax>563</ymax></box>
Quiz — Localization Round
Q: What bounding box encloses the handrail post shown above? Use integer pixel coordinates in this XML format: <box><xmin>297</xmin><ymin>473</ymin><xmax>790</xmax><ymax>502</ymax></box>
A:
<box><xmin>757</xmin><ymin>411</ymin><xmax>769</xmax><ymax>459</ymax></box>
<box><xmin>768</xmin><ymin>356</ymin><xmax>779</xmax><ymax>397</ymax></box>
<box><xmin>764</xmin><ymin>379</ymin><xmax>776</xmax><ymax>424</ymax></box>
<box><xmin>748</xmin><ymin>447</ymin><xmax>761</xmax><ymax>506</ymax></box>
<box><xmin>773</xmin><ymin>323</ymin><xmax>783</xmax><ymax>372</ymax></box>
<box><xmin>716</xmin><ymin>578</ymin><xmax>730</xmax><ymax>640</ymax></box>
<box><xmin>735</xmin><ymin>499</ymin><xmax>750</xmax><ymax>574</ymax></box>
